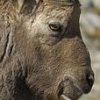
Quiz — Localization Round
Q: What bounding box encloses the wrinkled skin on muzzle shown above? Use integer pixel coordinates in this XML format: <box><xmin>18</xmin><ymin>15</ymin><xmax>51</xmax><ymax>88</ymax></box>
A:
<box><xmin>0</xmin><ymin>0</ymin><xmax>94</xmax><ymax>100</ymax></box>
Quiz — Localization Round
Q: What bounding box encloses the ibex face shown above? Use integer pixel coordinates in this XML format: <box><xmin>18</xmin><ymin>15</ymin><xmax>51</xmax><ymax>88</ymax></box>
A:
<box><xmin>22</xmin><ymin>0</ymin><xmax>94</xmax><ymax>100</ymax></box>
<box><xmin>0</xmin><ymin>0</ymin><xmax>94</xmax><ymax>100</ymax></box>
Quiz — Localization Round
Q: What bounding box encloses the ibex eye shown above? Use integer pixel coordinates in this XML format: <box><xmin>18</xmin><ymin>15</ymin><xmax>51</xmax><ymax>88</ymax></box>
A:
<box><xmin>65</xmin><ymin>0</ymin><xmax>75</xmax><ymax>5</ymax></box>
<box><xmin>49</xmin><ymin>22</ymin><xmax>62</xmax><ymax>32</ymax></box>
<box><xmin>66</xmin><ymin>0</ymin><xmax>74</xmax><ymax>2</ymax></box>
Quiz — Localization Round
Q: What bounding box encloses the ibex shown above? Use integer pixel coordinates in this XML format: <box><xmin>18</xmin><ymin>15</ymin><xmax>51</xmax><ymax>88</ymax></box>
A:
<box><xmin>0</xmin><ymin>0</ymin><xmax>94</xmax><ymax>100</ymax></box>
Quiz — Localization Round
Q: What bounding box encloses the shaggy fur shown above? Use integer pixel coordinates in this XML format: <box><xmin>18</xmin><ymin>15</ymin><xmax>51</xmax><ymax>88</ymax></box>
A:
<box><xmin>0</xmin><ymin>0</ymin><xmax>94</xmax><ymax>100</ymax></box>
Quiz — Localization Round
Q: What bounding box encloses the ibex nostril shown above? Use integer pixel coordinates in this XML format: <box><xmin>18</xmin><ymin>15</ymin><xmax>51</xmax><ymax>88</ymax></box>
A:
<box><xmin>86</xmin><ymin>74</ymin><xmax>94</xmax><ymax>87</ymax></box>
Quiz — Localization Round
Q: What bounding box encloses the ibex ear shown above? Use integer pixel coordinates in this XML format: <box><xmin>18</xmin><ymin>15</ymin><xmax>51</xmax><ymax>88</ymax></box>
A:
<box><xmin>13</xmin><ymin>0</ymin><xmax>40</xmax><ymax>14</ymax></box>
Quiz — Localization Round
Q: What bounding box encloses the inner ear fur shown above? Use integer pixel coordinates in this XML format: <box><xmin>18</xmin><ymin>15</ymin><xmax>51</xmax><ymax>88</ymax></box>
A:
<box><xmin>12</xmin><ymin>0</ymin><xmax>40</xmax><ymax>14</ymax></box>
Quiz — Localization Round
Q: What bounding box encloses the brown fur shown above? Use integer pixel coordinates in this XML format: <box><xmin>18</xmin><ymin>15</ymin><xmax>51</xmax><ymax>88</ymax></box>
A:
<box><xmin>0</xmin><ymin>0</ymin><xmax>94</xmax><ymax>100</ymax></box>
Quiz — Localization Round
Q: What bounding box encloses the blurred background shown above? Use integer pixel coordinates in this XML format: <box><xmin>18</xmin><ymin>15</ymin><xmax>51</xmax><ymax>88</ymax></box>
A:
<box><xmin>79</xmin><ymin>0</ymin><xmax>100</xmax><ymax>100</ymax></box>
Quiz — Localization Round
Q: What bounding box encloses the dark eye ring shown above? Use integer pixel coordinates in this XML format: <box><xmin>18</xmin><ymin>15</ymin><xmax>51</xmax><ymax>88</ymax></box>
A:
<box><xmin>49</xmin><ymin>23</ymin><xmax>62</xmax><ymax>32</ymax></box>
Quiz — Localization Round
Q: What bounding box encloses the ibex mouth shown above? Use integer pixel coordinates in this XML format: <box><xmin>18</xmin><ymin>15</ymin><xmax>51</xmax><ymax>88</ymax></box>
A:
<box><xmin>58</xmin><ymin>78</ymin><xmax>84</xmax><ymax>100</ymax></box>
<box><xmin>60</xmin><ymin>94</ymin><xmax>72</xmax><ymax>100</ymax></box>
<box><xmin>60</xmin><ymin>84</ymin><xmax>83</xmax><ymax>100</ymax></box>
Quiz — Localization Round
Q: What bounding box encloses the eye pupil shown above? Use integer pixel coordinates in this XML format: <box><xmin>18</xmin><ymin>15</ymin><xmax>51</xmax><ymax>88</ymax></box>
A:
<box><xmin>49</xmin><ymin>23</ymin><xmax>61</xmax><ymax>32</ymax></box>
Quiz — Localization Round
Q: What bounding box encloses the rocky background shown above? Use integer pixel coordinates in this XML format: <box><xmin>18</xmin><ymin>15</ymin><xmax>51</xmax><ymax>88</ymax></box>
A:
<box><xmin>79</xmin><ymin>0</ymin><xmax>100</xmax><ymax>100</ymax></box>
